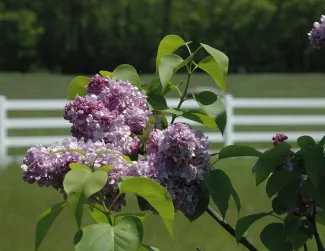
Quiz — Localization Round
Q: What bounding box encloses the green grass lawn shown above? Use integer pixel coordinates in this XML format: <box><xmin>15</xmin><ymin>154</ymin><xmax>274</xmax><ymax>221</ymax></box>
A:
<box><xmin>0</xmin><ymin>72</ymin><xmax>325</xmax><ymax>251</ymax></box>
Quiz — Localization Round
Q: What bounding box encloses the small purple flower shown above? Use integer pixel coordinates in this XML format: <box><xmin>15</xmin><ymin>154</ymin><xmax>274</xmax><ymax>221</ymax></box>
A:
<box><xmin>308</xmin><ymin>15</ymin><xmax>325</xmax><ymax>49</ymax></box>
<box><xmin>272</xmin><ymin>133</ymin><xmax>288</xmax><ymax>145</ymax></box>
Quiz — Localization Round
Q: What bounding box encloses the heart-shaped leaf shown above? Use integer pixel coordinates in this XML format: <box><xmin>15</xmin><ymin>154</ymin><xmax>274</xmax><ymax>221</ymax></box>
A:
<box><xmin>63</xmin><ymin>169</ymin><xmax>108</xmax><ymax>228</ymax></box>
<box><xmin>75</xmin><ymin>217</ymin><xmax>143</xmax><ymax>251</ymax></box>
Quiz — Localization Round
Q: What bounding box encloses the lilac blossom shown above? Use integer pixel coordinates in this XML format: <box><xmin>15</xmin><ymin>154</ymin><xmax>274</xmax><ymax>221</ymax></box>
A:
<box><xmin>64</xmin><ymin>75</ymin><xmax>151</xmax><ymax>155</ymax></box>
<box><xmin>272</xmin><ymin>133</ymin><xmax>288</xmax><ymax>146</ymax></box>
<box><xmin>21</xmin><ymin>138</ymin><xmax>138</xmax><ymax>211</ymax></box>
<box><xmin>308</xmin><ymin>15</ymin><xmax>325</xmax><ymax>49</ymax></box>
<box><xmin>138</xmin><ymin>123</ymin><xmax>212</xmax><ymax>215</ymax></box>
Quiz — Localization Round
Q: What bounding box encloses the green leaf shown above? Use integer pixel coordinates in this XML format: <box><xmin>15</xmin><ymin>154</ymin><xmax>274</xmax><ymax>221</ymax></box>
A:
<box><xmin>266</xmin><ymin>170</ymin><xmax>301</xmax><ymax>198</ymax></box>
<box><xmin>285</xmin><ymin>219</ymin><xmax>313</xmax><ymax>250</ymax></box>
<box><xmin>272</xmin><ymin>197</ymin><xmax>287</xmax><ymax>215</ymax></box>
<box><xmin>300</xmin><ymin>178</ymin><xmax>315</xmax><ymax>202</ymax></box>
<box><xmin>184</xmin><ymin>182</ymin><xmax>210</xmax><ymax>221</ymax></box>
<box><xmin>88</xmin><ymin>205</ymin><xmax>110</xmax><ymax>224</ymax></box>
<box><xmin>67</xmin><ymin>76</ymin><xmax>89</xmax><ymax>100</ymax></box>
<box><xmin>277</xmin><ymin>180</ymin><xmax>301</xmax><ymax>208</ymax></box>
<box><xmin>159</xmin><ymin>54</ymin><xmax>183</xmax><ymax>90</ymax></box>
<box><xmin>139</xmin><ymin>245</ymin><xmax>160</xmax><ymax>251</ymax></box>
<box><xmin>147</xmin><ymin>94</ymin><xmax>182</xmax><ymax>115</ymax></box>
<box><xmin>315</xmin><ymin>179</ymin><xmax>325</xmax><ymax>209</ymax></box>
<box><xmin>162</xmin><ymin>81</ymin><xmax>178</xmax><ymax>96</ymax></box>
<box><xmin>156</xmin><ymin>35</ymin><xmax>186</xmax><ymax>73</ymax></box>
<box><xmin>113</xmin><ymin>64</ymin><xmax>140</xmax><ymax>88</ymax></box>
<box><xmin>204</xmin><ymin>170</ymin><xmax>232</xmax><ymax>218</ymax></box>
<box><xmin>115</xmin><ymin>213</ymin><xmax>149</xmax><ymax>224</ymax></box>
<box><xmin>181</xmin><ymin>110</ymin><xmax>217</xmax><ymax>130</ymax></box>
<box><xmin>95</xmin><ymin>165</ymin><xmax>113</xmax><ymax>173</ymax></box>
<box><xmin>235</xmin><ymin>212</ymin><xmax>271</xmax><ymax>242</ymax></box>
<box><xmin>193</xmin><ymin>91</ymin><xmax>227</xmax><ymax>134</ymax></box>
<box><xmin>118</xmin><ymin>176</ymin><xmax>175</xmax><ymax>236</ymax></box>
<box><xmin>35</xmin><ymin>201</ymin><xmax>67</xmax><ymax>251</ymax></box>
<box><xmin>70</xmin><ymin>163</ymin><xmax>91</xmax><ymax>171</ymax></box>
<box><xmin>253</xmin><ymin>143</ymin><xmax>291</xmax><ymax>186</ymax></box>
<box><xmin>99</xmin><ymin>70</ymin><xmax>114</xmax><ymax>78</ymax></box>
<box><xmin>284</xmin><ymin>214</ymin><xmax>301</xmax><ymax>239</ymax></box>
<box><xmin>318</xmin><ymin>136</ymin><xmax>325</xmax><ymax>146</ymax></box>
<box><xmin>300</xmin><ymin>219</ymin><xmax>313</xmax><ymax>239</ymax></box>
<box><xmin>154</xmin><ymin>111</ymin><xmax>168</xmax><ymax>129</ymax></box>
<box><xmin>143</xmin><ymin>116</ymin><xmax>157</xmax><ymax>143</ymax></box>
<box><xmin>297</xmin><ymin>135</ymin><xmax>316</xmax><ymax>149</ymax></box>
<box><xmin>75</xmin><ymin>217</ymin><xmax>142</xmax><ymax>251</ymax></box>
<box><xmin>176</xmin><ymin>53</ymin><xmax>195</xmax><ymax>71</ymax></box>
<box><xmin>287</xmin><ymin>228</ymin><xmax>309</xmax><ymax>250</ymax></box>
<box><xmin>163</xmin><ymin>108</ymin><xmax>183</xmax><ymax>115</ymax></box>
<box><xmin>63</xmin><ymin>169</ymin><xmax>108</xmax><ymax>229</ymax></box>
<box><xmin>302</xmin><ymin>145</ymin><xmax>325</xmax><ymax>187</ymax></box>
<box><xmin>218</xmin><ymin>145</ymin><xmax>262</xmax><ymax>160</ymax></box>
<box><xmin>199</xmin><ymin>43</ymin><xmax>229</xmax><ymax>91</ymax></box>
<box><xmin>260</xmin><ymin>223</ymin><xmax>292</xmax><ymax>251</ymax></box>
<box><xmin>231</xmin><ymin>187</ymin><xmax>241</xmax><ymax>215</ymax></box>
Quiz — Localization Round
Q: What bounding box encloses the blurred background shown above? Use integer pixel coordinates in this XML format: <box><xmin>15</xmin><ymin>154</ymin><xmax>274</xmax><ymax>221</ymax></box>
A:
<box><xmin>1</xmin><ymin>0</ymin><xmax>325</xmax><ymax>250</ymax></box>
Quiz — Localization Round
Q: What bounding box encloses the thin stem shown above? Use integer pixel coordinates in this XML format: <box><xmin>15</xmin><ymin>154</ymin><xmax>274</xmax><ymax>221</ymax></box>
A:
<box><xmin>304</xmin><ymin>243</ymin><xmax>308</xmax><ymax>251</ymax></box>
<box><xmin>87</xmin><ymin>202</ymin><xmax>106</xmax><ymax>214</ymax></box>
<box><xmin>206</xmin><ymin>206</ymin><xmax>258</xmax><ymax>251</ymax></box>
<box><xmin>309</xmin><ymin>213</ymin><xmax>325</xmax><ymax>251</ymax></box>
<box><xmin>107</xmin><ymin>194</ymin><xmax>121</xmax><ymax>213</ymax></box>
<box><xmin>185</xmin><ymin>43</ymin><xmax>192</xmax><ymax>55</ymax></box>
<box><xmin>171</xmin><ymin>71</ymin><xmax>192</xmax><ymax>124</ymax></box>
<box><xmin>99</xmin><ymin>192</ymin><xmax>112</xmax><ymax>225</ymax></box>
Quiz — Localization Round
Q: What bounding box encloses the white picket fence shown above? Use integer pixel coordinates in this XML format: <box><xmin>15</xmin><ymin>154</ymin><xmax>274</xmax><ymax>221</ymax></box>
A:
<box><xmin>1</xmin><ymin>95</ymin><xmax>325</xmax><ymax>167</ymax></box>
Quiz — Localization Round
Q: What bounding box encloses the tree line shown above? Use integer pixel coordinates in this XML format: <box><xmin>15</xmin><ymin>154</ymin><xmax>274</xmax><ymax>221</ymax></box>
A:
<box><xmin>1</xmin><ymin>0</ymin><xmax>325</xmax><ymax>73</ymax></box>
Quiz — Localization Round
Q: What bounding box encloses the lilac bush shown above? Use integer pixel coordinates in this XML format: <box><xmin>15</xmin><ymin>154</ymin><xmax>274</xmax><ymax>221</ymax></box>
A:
<box><xmin>22</xmin><ymin>17</ymin><xmax>325</xmax><ymax>251</ymax></box>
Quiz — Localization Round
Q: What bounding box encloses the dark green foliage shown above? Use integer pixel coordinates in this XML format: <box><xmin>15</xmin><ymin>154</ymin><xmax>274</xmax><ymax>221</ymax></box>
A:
<box><xmin>1</xmin><ymin>0</ymin><xmax>325</xmax><ymax>73</ymax></box>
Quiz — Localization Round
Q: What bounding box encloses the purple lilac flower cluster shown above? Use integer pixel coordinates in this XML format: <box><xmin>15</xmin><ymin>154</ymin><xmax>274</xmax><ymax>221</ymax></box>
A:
<box><xmin>308</xmin><ymin>15</ymin><xmax>325</xmax><ymax>49</ymax></box>
<box><xmin>138</xmin><ymin>123</ymin><xmax>212</xmax><ymax>215</ymax></box>
<box><xmin>22</xmin><ymin>74</ymin><xmax>212</xmax><ymax>215</ymax></box>
<box><xmin>64</xmin><ymin>74</ymin><xmax>151</xmax><ymax>144</ymax></box>
<box><xmin>21</xmin><ymin>138</ymin><xmax>137</xmax><ymax>210</ymax></box>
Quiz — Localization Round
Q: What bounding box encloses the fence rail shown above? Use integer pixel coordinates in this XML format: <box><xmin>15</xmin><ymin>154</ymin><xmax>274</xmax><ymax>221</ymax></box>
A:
<box><xmin>1</xmin><ymin>95</ymin><xmax>325</xmax><ymax>167</ymax></box>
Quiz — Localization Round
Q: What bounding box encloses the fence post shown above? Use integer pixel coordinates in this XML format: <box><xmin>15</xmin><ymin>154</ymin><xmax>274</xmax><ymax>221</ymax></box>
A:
<box><xmin>224</xmin><ymin>94</ymin><xmax>234</xmax><ymax>146</ymax></box>
<box><xmin>0</xmin><ymin>96</ymin><xmax>7</xmax><ymax>168</ymax></box>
